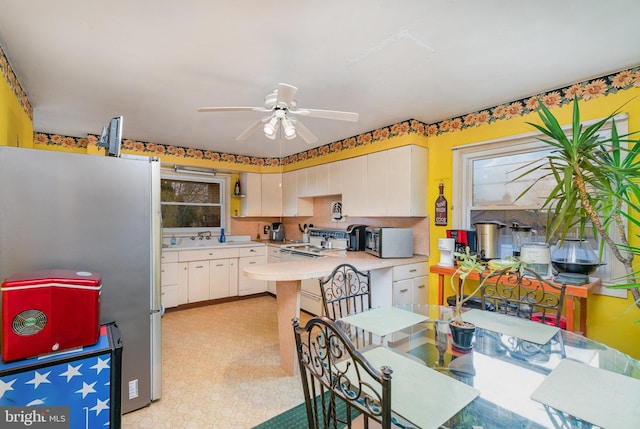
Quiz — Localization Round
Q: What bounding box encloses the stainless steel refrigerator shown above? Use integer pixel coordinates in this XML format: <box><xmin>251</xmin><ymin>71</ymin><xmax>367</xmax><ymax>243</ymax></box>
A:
<box><xmin>0</xmin><ymin>146</ymin><xmax>162</xmax><ymax>414</ymax></box>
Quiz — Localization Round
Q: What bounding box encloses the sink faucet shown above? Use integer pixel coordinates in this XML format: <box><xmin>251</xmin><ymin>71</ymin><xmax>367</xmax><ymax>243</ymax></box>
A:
<box><xmin>197</xmin><ymin>231</ymin><xmax>212</xmax><ymax>240</ymax></box>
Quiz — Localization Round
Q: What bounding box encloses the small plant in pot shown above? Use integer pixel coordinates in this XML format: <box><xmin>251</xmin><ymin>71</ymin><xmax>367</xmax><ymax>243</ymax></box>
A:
<box><xmin>449</xmin><ymin>248</ymin><xmax>522</xmax><ymax>350</ymax></box>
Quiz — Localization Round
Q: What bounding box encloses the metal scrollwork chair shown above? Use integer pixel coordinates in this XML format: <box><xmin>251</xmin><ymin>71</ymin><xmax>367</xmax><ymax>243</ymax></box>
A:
<box><xmin>320</xmin><ymin>263</ymin><xmax>372</xmax><ymax>319</ymax></box>
<box><xmin>480</xmin><ymin>266</ymin><xmax>567</xmax><ymax>327</ymax></box>
<box><xmin>293</xmin><ymin>317</ymin><xmax>393</xmax><ymax>429</ymax></box>
<box><xmin>320</xmin><ymin>263</ymin><xmax>373</xmax><ymax>348</ymax></box>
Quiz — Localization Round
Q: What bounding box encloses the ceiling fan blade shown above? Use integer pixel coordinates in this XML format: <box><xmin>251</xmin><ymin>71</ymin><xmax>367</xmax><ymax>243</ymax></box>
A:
<box><xmin>276</xmin><ymin>83</ymin><xmax>297</xmax><ymax>107</ymax></box>
<box><xmin>293</xmin><ymin>119</ymin><xmax>318</xmax><ymax>144</ymax></box>
<box><xmin>235</xmin><ymin>118</ymin><xmax>266</xmax><ymax>141</ymax></box>
<box><xmin>290</xmin><ymin>108</ymin><xmax>359</xmax><ymax>122</ymax></box>
<box><xmin>197</xmin><ymin>106</ymin><xmax>271</xmax><ymax>113</ymax></box>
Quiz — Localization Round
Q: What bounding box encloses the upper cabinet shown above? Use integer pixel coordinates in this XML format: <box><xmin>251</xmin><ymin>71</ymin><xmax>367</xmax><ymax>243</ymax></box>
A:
<box><xmin>341</xmin><ymin>156</ymin><xmax>368</xmax><ymax>217</ymax></box>
<box><xmin>236</xmin><ymin>145</ymin><xmax>427</xmax><ymax>218</ymax></box>
<box><xmin>260</xmin><ymin>173</ymin><xmax>282</xmax><ymax>217</ymax></box>
<box><xmin>239</xmin><ymin>172</ymin><xmax>262</xmax><ymax>217</ymax></box>
<box><xmin>342</xmin><ymin>145</ymin><xmax>428</xmax><ymax>217</ymax></box>
<box><xmin>238</xmin><ymin>172</ymin><xmax>282</xmax><ymax>217</ymax></box>
<box><xmin>282</xmin><ymin>171</ymin><xmax>312</xmax><ymax>217</ymax></box>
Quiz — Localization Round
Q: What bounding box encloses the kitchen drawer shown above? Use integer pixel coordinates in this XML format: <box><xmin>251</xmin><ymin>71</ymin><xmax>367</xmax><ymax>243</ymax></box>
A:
<box><xmin>239</xmin><ymin>246</ymin><xmax>266</xmax><ymax>258</ymax></box>
<box><xmin>267</xmin><ymin>246</ymin><xmax>282</xmax><ymax>260</ymax></box>
<box><xmin>392</xmin><ymin>262</ymin><xmax>428</xmax><ymax>281</ymax></box>
<box><xmin>161</xmin><ymin>251</ymin><xmax>178</xmax><ymax>263</ymax></box>
<box><xmin>179</xmin><ymin>247</ymin><xmax>240</xmax><ymax>261</ymax></box>
<box><xmin>161</xmin><ymin>263</ymin><xmax>178</xmax><ymax>285</ymax></box>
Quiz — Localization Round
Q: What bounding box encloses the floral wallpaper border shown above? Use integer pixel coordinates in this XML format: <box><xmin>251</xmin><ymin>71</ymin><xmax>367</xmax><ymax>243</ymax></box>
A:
<box><xmin>19</xmin><ymin>61</ymin><xmax>640</xmax><ymax>167</ymax></box>
<box><xmin>0</xmin><ymin>43</ymin><xmax>33</xmax><ymax>120</ymax></box>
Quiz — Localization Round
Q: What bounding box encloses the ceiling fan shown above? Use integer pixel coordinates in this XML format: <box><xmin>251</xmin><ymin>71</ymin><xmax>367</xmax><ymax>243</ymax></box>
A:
<box><xmin>197</xmin><ymin>83</ymin><xmax>359</xmax><ymax>144</ymax></box>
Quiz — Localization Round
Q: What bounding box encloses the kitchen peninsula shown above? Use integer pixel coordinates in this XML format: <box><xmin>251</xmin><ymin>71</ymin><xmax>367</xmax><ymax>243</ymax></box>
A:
<box><xmin>243</xmin><ymin>252</ymin><xmax>429</xmax><ymax>375</ymax></box>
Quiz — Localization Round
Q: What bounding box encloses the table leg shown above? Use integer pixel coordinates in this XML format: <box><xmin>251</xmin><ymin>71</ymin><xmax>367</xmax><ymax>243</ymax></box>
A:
<box><xmin>275</xmin><ymin>280</ymin><xmax>301</xmax><ymax>376</ymax></box>
<box><xmin>566</xmin><ymin>296</ymin><xmax>575</xmax><ymax>333</ymax></box>
<box><xmin>578</xmin><ymin>297</ymin><xmax>587</xmax><ymax>335</ymax></box>
<box><xmin>437</xmin><ymin>274</ymin><xmax>445</xmax><ymax>305</ymax></box>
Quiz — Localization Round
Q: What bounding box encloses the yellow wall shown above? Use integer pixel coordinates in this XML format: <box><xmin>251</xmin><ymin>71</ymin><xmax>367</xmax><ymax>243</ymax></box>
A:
<box><xmin>0</xmin><ymin>52</ymin><xmax>32</xmax><ymax>147</ymax></box>
<box><xmin>427</xmin><ymin>88</ymin><xmax>640</xmax><ymax>359</ymax></box>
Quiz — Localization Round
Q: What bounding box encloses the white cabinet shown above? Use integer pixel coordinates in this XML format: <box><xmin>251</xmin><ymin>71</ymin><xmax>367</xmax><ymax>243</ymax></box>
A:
<box><xmin>341</xmin><ymin>145</ymin><xmax>428</xmax><ymax>217</ymax></box>
<box><xmin>282</xmin><ymin>171</ymin><xmax>313</xmax><ymax>217</ymax></box>
<box><xmin>392</xmin><ymin>262</ymin><xmax>428</xmax><ymax>305</ymax></box>
<box><xmin>188</xmin><ymin>260</ymin><xmax>210</xmax><ymax>303</ymax></box>
<box><xmin>366</xmin><ymin>151</ymin><xmax>388</xmax><ymax>216</ymax></box>
<box><xmin>261</xmin><ymin>173</ymin><xmax>282</xmax><ymax>216</ymax></box>
<box><xmin>240</xmin><ymin>172</ymin><xmax>262</xmax><ymax>217</ymax></box>
<box><xmin>341</xmin><ymin>155</ymin><xmax>367</xmax><ymax>216</ymax></box>
<box><xmin>228</xmin><ymin>259</ymin><xmax>238</xmax><ymax>296</ymax></box>
<box><xmin>238</xmin><ymin>246</ymin><xmax>267</xmax><ymax>296</ymax></box>
<box><xmin>209</xmin><ymin>259</ymin><xmax>230</xmax><ymax>299</ymax></box>
<box><xmin>387</xmin><ymin>145</ymin><xmax>428</xmax><ymax>216</ymax></box>
<box><xmin>164</xmin><ymin>246</ymin><xmax>267</xmax><ymax>305</ymax></box>
<box><xmin>328</xmin><ymin>161</ymin><xmax>342</xmax><ymax>195</ymax></box>
<box><xmin>161</xmin><ymin>252</ymin><xmax>188</xmax><ymax>308</ymax></box>
<box><xmin>266</xmin><ymin>245</ymin><xmax>282</xmax><ymax>295</ymax></box>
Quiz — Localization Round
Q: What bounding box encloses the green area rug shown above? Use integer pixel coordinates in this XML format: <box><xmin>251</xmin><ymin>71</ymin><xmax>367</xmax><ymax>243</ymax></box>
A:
<box><xmin>252</xmin><ymin>394</ymin><xmax>358</xmax><ymax>429</ymax></box>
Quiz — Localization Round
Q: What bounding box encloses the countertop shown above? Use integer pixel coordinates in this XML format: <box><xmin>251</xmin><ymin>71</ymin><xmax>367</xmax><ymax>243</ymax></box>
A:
<box><xmin>243</xmin><ymin>252</ymin><xmax>429</xmax><ymax>281</ymax></box>
<box><xmin>162</xmin><ymin>240</ymin><xmax>265</xmax><ymax>251</ymax></box>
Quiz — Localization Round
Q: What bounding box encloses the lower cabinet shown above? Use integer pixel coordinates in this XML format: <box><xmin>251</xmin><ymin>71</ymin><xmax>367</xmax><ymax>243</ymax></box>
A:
<box><xmin>161</xmin><ymin>245</ymin><xmax>266</xmax><ymax>308</ymax></box>
<box><xmin>209</xmin><ymin>259</ymin><xmax>231</xmax><ymax>300</ymax></box>
<box><xmin>392</xmin><ymin>262</ymin><xmax>429</xmax><ymax>305</ymax></box>
<box><xmin>266</xmin><ymin>245</ymin><xmax>281</xmax><ymax>295</ymax></box>
<box><xmin>188</xmin><ymin>261</ymin><xmax>210</xmax><ymax>303</ymax></box>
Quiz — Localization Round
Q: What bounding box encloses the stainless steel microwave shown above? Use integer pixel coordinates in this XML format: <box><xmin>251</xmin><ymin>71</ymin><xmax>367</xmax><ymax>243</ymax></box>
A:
<box><xmin>365</xmin><ymin>227</ymin><xmax>413</xmax><ymax>258</ymax></box>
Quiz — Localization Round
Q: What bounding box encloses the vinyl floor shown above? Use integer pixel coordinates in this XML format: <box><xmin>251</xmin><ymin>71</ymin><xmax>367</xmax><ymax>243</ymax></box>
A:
<box><xmin>122</xmin><ymin>295</ymin><xmax>311</xmax><ymax>428</ymax></box>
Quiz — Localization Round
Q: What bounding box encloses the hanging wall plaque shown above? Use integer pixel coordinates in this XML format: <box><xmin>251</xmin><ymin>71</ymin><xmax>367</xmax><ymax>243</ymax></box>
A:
<box><xmin>435</xmin><ymin>182</ymin><xmax>448</xmax><ymax>226</ymax></box>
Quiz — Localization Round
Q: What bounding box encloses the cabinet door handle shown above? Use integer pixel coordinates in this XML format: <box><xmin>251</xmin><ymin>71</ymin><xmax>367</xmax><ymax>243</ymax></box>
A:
<box><xmin>208</xmin><ymin>252</ymin><xmax>214</xmax><ymax>256</ymax></box>
<box><xmin>249</xmin><ymin>261</ymin><xmax>256</xmax><ymax>265</ymax></box>
<box><xmin>250</xmin><ymin>249</ymin><xmax>256</xmax><ymax>252</ymax></box>
<box><xmin>195</xmin><ymin>265</ymin><xmax>204</xmax><ymax>269</ymax></box>
<box><xmin>400</xmin><ymin>288</ymin><xmax>409</xmax><ymax>293</ymax></box>
<box><xmin>417</xmin><ymin>284</ymin><xmax>425</xmax><ymax>289</ymax></box>
<box><xmin>409</xmin><ymin>269</ymin><xmax>417</xmax><ymax>273</ymax></box>
<box><xmin>215</xmin><ymin>263</ymin><xmax>224</xmax><ymax>267</ymax></box>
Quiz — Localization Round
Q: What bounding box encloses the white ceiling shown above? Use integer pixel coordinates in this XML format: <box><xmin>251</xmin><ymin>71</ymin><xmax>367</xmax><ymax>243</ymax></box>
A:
<box><xmin>1</xmin><ymin>1</ymin><xmax>639</xmax><ymax>158</ymax></box>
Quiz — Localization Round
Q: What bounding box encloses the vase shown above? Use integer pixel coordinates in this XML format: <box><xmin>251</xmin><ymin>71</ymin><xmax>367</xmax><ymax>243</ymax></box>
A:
<box><xmin>449</xmin><ymin>320</ymin><xmax>475</xmax><ymax>351</ymax></box>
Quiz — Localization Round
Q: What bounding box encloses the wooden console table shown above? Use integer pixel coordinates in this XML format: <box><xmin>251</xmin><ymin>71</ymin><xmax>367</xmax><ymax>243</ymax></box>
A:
<box><xmin>430</xmin><ymin>265</ymin><xmax>601</xmax><ymax>335</ymax></box>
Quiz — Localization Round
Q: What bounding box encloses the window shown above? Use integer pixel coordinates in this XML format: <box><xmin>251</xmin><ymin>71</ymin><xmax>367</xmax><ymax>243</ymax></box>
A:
<box><xmin>452</xmin><ymin>115</ymin><xmax>628</xmax><ymax>295</ymax></box>
<box><xmin>161</xmin><ymin>172</ymin><xmax>226</xmax><ymax>232</ymax></box>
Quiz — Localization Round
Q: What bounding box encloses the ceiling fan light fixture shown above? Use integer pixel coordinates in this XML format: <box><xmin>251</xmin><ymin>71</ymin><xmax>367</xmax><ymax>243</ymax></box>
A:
<box><xmin>263</xmin><ymin>117</ymin><xmax>278</xmax><ymax>137</ymax></box>
<box><xmin>282</xmin><ymin>118</ymin><xmax>296</xmax><ymax>139</ymax></box>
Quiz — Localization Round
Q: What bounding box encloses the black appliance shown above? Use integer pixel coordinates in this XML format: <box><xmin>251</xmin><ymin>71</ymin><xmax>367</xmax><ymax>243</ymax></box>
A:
<box><xmin>446</xmin><ymin>229</ymin><xmax>477</xmax><ymax>255</ymax></box>
<box><xmin>346</xmin><ymin>224</ymin><xmax>367</xmax><ymax>251</ymax></box>
<box><xmin>270</xmin><ymin>222</ymin><xmax>285</xmax><ymax>241</ymax></box>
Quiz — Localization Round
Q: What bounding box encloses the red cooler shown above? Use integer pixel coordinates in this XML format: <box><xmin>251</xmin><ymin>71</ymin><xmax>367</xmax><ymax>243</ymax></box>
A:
<box><xmin>1</xmin><ymin>269</ymin><xmax>101</xmax><ymax>362</ymax></box>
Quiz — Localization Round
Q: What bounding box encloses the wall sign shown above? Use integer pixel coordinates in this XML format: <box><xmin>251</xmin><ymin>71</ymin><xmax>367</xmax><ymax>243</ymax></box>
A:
<box><xmin>435</xmin><ymin>182</ymin><xmax>448</xmax><ymax>226</ymax></box>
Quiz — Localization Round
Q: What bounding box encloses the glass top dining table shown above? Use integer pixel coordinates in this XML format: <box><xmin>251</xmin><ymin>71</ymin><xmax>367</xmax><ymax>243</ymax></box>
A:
<box><xmin>335</xmin><ymin>305</ymin><xmax>640</xmax><ymax>429</ymax></box>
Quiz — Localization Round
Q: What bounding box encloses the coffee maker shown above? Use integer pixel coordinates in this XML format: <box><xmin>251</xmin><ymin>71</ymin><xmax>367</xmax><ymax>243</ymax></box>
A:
<box><xmin>346</xmin><ymin>224</ymin><xmax>367</xmax><ymax>251</ymax></box>
<box><xmin>438</xmin><ymin>238</ymin><xmax>455</xmax><ymax>267</ymax></box>
<box><xmin>446</xmin><ymin>229</ymin><xmax>477</xmax><ymax>254</ymax></box>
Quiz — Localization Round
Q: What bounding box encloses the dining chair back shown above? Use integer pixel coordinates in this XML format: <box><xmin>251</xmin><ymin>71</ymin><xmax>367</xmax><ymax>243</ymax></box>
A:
<box><xmin>293</xmin><ymin>317</ymin><xmax>393</xmax><ymax>429</ymax></box>
<box><xmin>480</xmin><ymin>267</ymin><xmax>567</xmax><ymax>327</ymax></box>
<box><xmin>319</xmin><ymin>263</ymin><xmax>372</xmax><ymax>320</ymax></box>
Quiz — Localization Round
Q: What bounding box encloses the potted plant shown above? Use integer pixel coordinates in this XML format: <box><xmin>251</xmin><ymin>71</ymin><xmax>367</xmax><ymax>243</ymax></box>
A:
<box><xmin>449</xmin><ymin>248</ymin><xmax>521</xmax><ymax>350</ymax></box>
<box><xmin>516</xmin><ymin>97</ymin><xmax>640</xmax><ymax>313</ymax></box>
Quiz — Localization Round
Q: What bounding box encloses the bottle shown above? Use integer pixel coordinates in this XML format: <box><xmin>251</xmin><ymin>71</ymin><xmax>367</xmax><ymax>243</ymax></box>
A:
<box><xmin>170</xmin><ymin>235</ymin><xmax>177</xmax><ymax>246</ymax></box>
<box><xmin>218</xmin><ymin>228</ymin><xmax>226</xmax><ymax>243</ymax></box>
<box><xmin>234</xmin><ymin>179</ymin><xmax>241</xmax><ymax>196</ymax></box>
<box><xmin>435</xmin><ymin>182</ymin><xmax>448</xmax><ymax>226</ymax></box>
